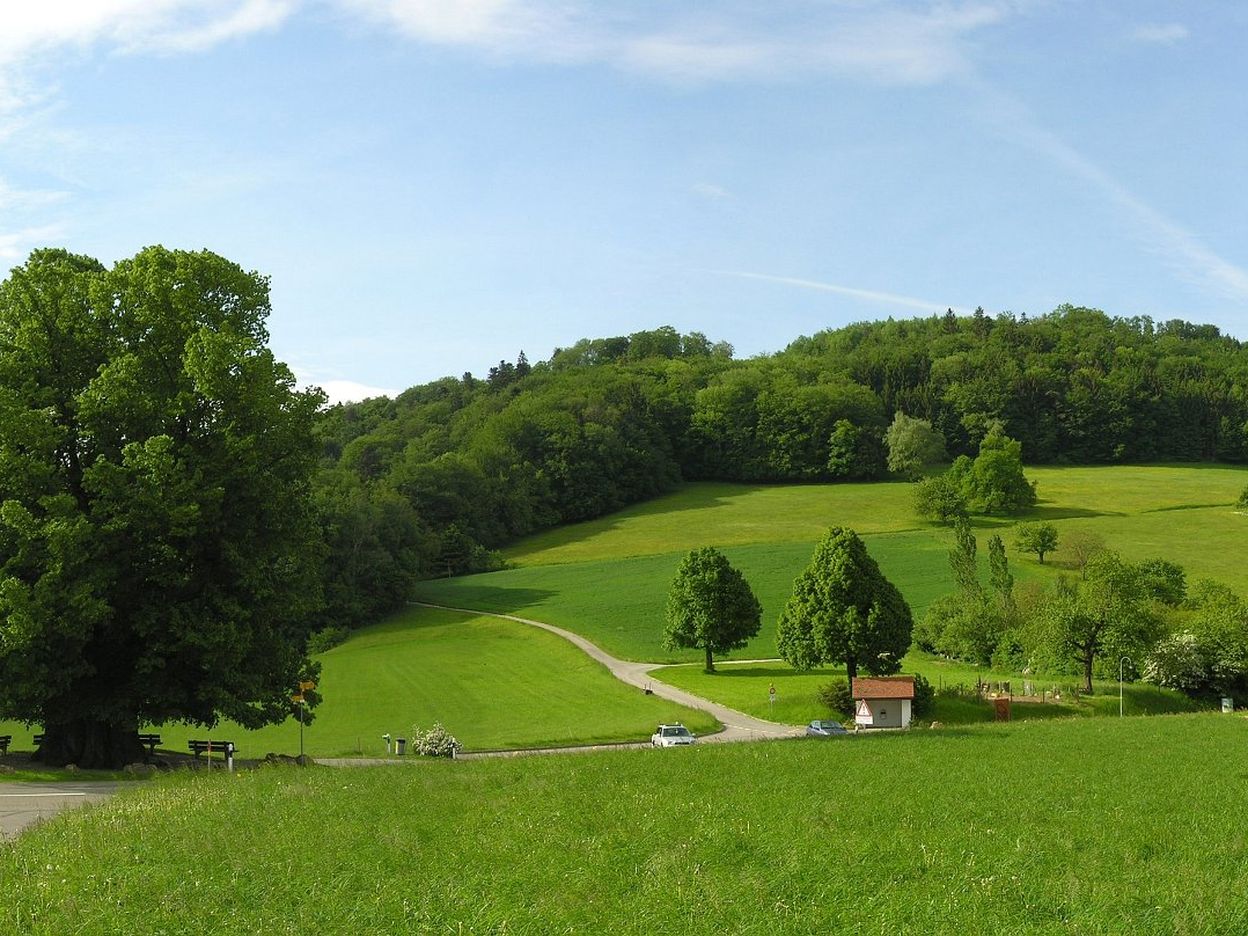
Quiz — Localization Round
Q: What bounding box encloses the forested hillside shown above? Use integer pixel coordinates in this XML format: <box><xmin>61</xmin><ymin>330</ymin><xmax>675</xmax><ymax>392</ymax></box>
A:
<box><xmin>311</xmin><ymin>306</ymin><xmax>1248</xmax><ymax>632</ymax></box>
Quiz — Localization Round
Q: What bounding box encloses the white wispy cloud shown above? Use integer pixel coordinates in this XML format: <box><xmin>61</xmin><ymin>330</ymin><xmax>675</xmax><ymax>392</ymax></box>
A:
<box><xmin>692</xmin><ymin>182</ymin><xmax>731</xmax><ymax>202</ymax></box>
<box><xmin>333</xmin><ymin>1</ymin><xmax>1014</xmax><ymax>85</ymax></box>
<box><xmin>0</xmin><ymin>1</ymin><xmax>297</xmax><ymax>66</ymax></box>
<box><xmin>714</xmin><ymin>270</ymin><xmax>970</xmax><ymax>314</ymax></box>
<box><xmin>1128</xmin><ymin>23</ymin><xmax>1189</xmax><ymax>45</ymax></box>
<box><xmin>0</xmin><ymin>223</ymin><xmax>66</xmax><ymax>261</ymax></box>
<box><xmin>974</xmin><ymin>82</ymin><xmax>1248</xmax><ymax>304</ymax></box>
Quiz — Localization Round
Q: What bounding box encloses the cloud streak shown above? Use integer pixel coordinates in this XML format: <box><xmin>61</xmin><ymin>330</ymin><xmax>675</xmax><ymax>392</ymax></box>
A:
<box><xmin>715</xmin><ymin>270</ymin><xmax>970</xmax><ymax>315</ymax></box>
<box><xmin>1128</xmin><ymin>23</ymin><xmax>1189</xmax><ymax>45</ymax></box>
<box><xmin>334</xmin><ymin>1</ymin><xmax>1013</xmax><ymax>85</ymax></box>
<box><xmin>974</xmin><ymin>82</ymin><xmax>1248</xmax><ymax>304</ymax></box>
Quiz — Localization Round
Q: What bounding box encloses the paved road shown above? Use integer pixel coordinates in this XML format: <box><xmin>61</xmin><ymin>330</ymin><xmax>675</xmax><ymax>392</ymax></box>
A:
<box><xmin>412</xmin><ymin>601</ymin><xmax>803</xmax><ymax>744</ymax></box>
<box><xmin>0</xmin><ymin>782</ymin><xmax>127</xmax><ymax>840</ymax></box>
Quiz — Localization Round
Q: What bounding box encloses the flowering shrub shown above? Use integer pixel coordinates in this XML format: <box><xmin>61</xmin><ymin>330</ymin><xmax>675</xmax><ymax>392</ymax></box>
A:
<box><xmin>411</xmin><ymin>723</ymin><xmax>462</xmax><ymax>757</ymax></box>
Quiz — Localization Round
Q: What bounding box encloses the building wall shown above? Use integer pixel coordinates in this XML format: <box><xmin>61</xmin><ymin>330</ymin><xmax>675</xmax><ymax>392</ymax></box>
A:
<box><xmin>855</xmin><ymin>698</ymin><xmax>912</xmax><ymax>729</ymax></box>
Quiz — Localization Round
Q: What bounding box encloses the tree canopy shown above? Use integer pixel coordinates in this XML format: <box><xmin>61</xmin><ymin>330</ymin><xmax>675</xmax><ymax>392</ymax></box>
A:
<box><xmin>1015</xmin><ymin>522</ymin><xmax>1059</xmax><ymax>564</ymax></box>
<box><xmin>1033</xmin><ymin>552</ymin><xmax>1164</xmax><ymax>693</ymax></box>
<box><xmin>663</xmin><ymin>547</ymin><xmax>762</xmax><ymax>672</ymax></box>
<box><xmin>884</xmin><ymin>413</ymin><xmax>947</xmax><ymax>479</ymax></box>
<box><xmin>776</xmin><ymin>528</ymin><xmax>913</xmax><ymax>678</ymax></box>
<box><xmin>0</xmin><ymin>247</ymin><xmax>325</xmax><ymax>768</ymax></box>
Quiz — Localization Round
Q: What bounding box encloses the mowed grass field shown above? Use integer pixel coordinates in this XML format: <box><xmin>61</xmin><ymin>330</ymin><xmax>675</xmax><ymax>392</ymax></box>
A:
<box><xmin>4</xmin><ymin>715</ymin><xmax>1247</xmax><ymax>934</ymax></box>
<box><xmin>415</xmin><ymin>531</ymin><xmax>991</xmax><ymax>663</ymax></box>
<box><xmin>0</xmin><ymin>608</ymin><xmax>717</xmax><ymax>760</ymax></box>
<box><xmin>415</xmin><ymin>465</ymin><xmax>1248</xmax><ymax>664</ymax></box>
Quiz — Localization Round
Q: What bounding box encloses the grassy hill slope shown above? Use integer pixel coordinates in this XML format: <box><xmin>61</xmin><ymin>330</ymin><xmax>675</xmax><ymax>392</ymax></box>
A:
<box><xmin>416</xmin><ymin>465</ymin><xmax>1248</xmax><ymax>664</ymax></box>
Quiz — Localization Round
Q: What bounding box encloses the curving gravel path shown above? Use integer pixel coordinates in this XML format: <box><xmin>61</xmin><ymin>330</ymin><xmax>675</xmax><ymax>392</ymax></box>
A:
<box><xmin>411</xmin><ymin>601</ymin><xmax>802</xmax><ymax>745</ymax></box>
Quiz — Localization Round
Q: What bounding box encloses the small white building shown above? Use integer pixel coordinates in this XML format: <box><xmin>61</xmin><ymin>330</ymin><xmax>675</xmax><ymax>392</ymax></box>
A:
<box><xmin>852</xmin><ymin>676</ymin><xmax>916</xmax><ymax>730</ymax></box>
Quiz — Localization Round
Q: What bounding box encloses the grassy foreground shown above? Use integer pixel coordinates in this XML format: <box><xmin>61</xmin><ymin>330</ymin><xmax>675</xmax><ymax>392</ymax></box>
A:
<box><xmin>4</xmin><ymin>715</ymin><xmax>1247</xmax><ymax>934</ymax></box>
<box><xmin>0</xmin><ymin>608</ymin><xmax>716</xmax><ymax>760</ymax></box>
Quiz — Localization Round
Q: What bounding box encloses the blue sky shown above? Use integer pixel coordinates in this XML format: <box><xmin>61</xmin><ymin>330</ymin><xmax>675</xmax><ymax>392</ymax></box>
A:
<box><xmin>1</xmin><ymin>1</ymin><xmax>1246</xmax><ymax>402</ymax></box>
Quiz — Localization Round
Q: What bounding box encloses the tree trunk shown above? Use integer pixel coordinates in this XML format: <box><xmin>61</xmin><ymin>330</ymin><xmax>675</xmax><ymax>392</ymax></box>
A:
<box><xmin>846</xmin><ymin>657</ymin><xmax>858</xmax><ymax>682</ymax></box>
<box><xmin>704</xmin><ymin>646</ymin><xmax>715</xmax><ymax>673</ymax></box>
<box><xmin>1082</xmin><ymin>653</ymin><xmax>1095</xmax><ymax>695</ymax></box>
<box><xmin>34</xmin><ymin>720</ymin><xmax>145</xmax><ymax>770</ymax></box>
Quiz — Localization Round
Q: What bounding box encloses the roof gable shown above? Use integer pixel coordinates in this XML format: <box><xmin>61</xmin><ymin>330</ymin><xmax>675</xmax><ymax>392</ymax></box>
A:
<box><xmin>852</xmin><ymin>676</ymin><xmax>915</xmax><ymax>700</ymax></box>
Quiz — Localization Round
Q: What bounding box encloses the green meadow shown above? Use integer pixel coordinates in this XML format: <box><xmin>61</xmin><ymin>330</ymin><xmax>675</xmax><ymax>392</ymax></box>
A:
<box><xmin>0</xmin><ymin>608</ymin><xmax>716</xmax><ymax>760</ymax></box>
<box><xmin>501</xmin><ymin>465</ymin><xmax>1248</xmax><ymax>572</ymax></box>
<box><xmin>4</xmin><ymin>715</ymin><xmax>1247</xmax><ymax>934</ymax></box>
<box><xmin>415</xmin><ymin>465</ymin><xmax>1248</xmax><ymax>665</ymax></box>
<box><xmin>415</xmin><ymin>531</ymin><xmax>982</xmax><ymax>663</ymax></box>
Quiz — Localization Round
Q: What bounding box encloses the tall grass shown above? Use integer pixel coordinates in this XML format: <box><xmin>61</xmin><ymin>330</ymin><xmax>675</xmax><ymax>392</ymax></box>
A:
<box><xmin>4</xmin><ymin>715</ymin><xmax>1246</xmax><ymax>934</ymax></box>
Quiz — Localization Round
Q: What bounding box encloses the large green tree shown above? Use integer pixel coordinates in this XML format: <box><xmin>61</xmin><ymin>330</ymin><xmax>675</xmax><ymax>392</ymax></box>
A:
<box><xmin>1014</xmin><ymin>521</ymin><xmax>1059</xmax><ymax>563</ymax></box>
<box><xmin>776</xmin><ymin>527</ymin><xmax>912</xmax><ymax>678</ymax></box>
<box><xmin>1036</xmin><ymin>552</ymin><xmax>1163</xmax><ymax>693</ymax></box>
<box><xmin>0</xmin><ymin>247</ymin><xmax>325</xmax><ymax>768</ymax></box>
<box><xmin>884</xmin><ymin>413</ymin><xmax>947</xmax><ymax>480</ymax></box>
<box><xmin>663</xmin><ymin>547</ymin><xmax>762</xmax><ymax>672</ymax></box>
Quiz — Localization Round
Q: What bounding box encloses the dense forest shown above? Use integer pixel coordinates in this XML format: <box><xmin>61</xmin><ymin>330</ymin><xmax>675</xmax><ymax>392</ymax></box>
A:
<box><xmin>311</xmin><ymin>306</ymin><xmax>1248</xmax><ymax>632</ymax></box>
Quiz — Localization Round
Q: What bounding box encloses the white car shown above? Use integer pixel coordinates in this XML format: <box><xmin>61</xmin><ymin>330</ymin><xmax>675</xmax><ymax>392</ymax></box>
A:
<box><xmin>651</xmin><ymin>724</ymin><xmax>696</xmax><ymax>747</ymax></box>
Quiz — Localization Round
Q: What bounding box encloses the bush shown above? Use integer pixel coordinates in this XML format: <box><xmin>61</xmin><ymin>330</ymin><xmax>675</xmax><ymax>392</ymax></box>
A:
<box><xmin>912</xmin><ymin>673</ymin><xmax>935</xmax><ymax>719</ymax></box>
<box><xmin>913</xmin><ymin>474</ymin><xmax>968</xmax><ymax>523</ymax></box>
<box><xmin>1239</xmin><ymin>485</ymin><xmax>1248</xmax><ymax>510</ymax></box>
<box><xmin>411</xmin><ymin>723</ymin><xmax>463</xmax><ymax>757</ymax></box>
<box><xmin>307</xmin><ymin>625</ymin><xmax>350</xmax><ymax>655</ymax></box>
<box><xmin>816</xmin><ymin>678</ymin><xmax>854</xmax><ymax>718</ymax></box>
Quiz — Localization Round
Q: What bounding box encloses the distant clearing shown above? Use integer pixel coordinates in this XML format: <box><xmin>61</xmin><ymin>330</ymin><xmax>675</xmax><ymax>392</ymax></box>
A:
<box><xmin>504</xmin><ymin>465</ymin><xmax>1248</xmax><ymax>588</ymax></box>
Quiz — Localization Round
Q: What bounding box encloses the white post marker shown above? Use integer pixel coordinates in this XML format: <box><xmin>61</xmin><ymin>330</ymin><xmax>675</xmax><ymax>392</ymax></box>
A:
<box><xmin>1119</xmin><ymin>656</ymin><xmax>1131</xmax><ymax>717</ymax></box>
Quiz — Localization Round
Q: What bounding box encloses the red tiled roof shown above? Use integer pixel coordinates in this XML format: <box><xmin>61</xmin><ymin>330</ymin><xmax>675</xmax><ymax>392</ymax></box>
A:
<box><xmin>852</xmin><ymin>676</ymin><xmax>916</xmax><ymax>700</ymax></box>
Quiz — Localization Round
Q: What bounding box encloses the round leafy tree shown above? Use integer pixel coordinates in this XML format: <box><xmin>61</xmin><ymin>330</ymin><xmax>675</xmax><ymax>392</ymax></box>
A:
<box><xmin>777</xmin><ymin>527</ymin><xmax>913</xmax><ymax>678</ymax></box>
<box><xmin>0</xmin><ymin>247</ymin><xmax>325</xmax><ymax>768</ymax></box>
<box><xmin>664</xmin><ymin>547</ymin><xmax>761</xmax><ymax>672</ymax></box>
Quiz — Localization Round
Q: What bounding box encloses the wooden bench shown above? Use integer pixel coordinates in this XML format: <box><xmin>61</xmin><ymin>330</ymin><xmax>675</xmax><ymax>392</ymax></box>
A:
<box><xmin>188</xmin><ymin>740</ymin><xmax>235</xmax><ymax>761</ymax></box>
<box><xmin>0</xmin><ymin>735</ymin><xmax>10</xmax><ymax>755</ymax></box>
<box><xmin>34</xmin><ymin>734</ymin><xmax>162</xmax><ymax>754</ymax></box>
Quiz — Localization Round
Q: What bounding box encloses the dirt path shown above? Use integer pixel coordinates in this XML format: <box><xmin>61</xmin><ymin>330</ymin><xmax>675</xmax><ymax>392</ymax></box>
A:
<box><xmin>411</xmin><ymin>601</ymin><xmax>802</xmax><ymax>744</ymax></box>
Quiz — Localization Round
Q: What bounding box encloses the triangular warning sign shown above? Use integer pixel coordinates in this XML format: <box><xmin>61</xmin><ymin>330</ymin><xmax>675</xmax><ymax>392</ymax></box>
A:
<box><xmin>856</xmin><ymin>700</ymin><xmax>871</xmax><ymax>717</ymax></box>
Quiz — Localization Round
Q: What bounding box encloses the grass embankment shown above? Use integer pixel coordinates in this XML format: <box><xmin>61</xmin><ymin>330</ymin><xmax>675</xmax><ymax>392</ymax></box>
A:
<box><xmin>654</xmin><ymin>651</ymin><xmax>1200</xmax><ymax>726</ymax></box>
<box><xmin>0</xmin><ymin>608</ymin><xmax>716</xmax><ymax>762</ymax></box>
<box><xmin>4</xmin><ymin>715</ymin><xmax>1246</xmax><ymax>934</ymax></box>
